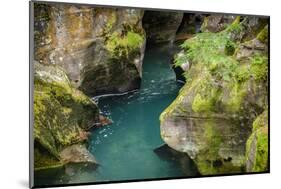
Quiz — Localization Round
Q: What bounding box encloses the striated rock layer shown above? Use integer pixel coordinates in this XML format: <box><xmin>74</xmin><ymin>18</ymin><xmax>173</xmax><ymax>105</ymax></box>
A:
<box><xmin>160</xmin><ymin>16</ymin><xmax>269</xmax><ymax>175</ymax></box>
<box><xmin>34</xmin><ymin>3</ymin><xmax>146</xmax><ymax>96</ymax></box>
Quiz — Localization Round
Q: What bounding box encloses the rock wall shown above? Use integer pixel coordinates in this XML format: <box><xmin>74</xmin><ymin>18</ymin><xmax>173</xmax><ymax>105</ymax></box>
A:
<box><xmin>34</xmin><ymin>3</ymin><xmax>146</xmax><ymax>96</ymax></box>
<box><xmin>143</xmin><ymin>10</ymin><xmax>183</xmax><ymax>43</ymax></box>
<box><xmin>160</xmin><ymin>16</ymin><xmax>269</xmax><ymax>175</ymax></box>
<box><xmin>175</xmin><ymin>13</ymin><xmax>205</xmax><ymax>41</ymax></box>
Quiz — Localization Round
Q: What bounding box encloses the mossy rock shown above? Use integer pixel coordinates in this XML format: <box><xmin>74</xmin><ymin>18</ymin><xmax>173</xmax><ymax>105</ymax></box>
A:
<box><xmin>105</xmin><ymin>31</ymin><xmax>144</xmax><ymax>58</ymax></box>
<box><xmin>34</xmin><ymin>62</ymin><xmax>99</xmax><ymax>170</ymax></box>
<box><xmin>34</xmin><ymin>4</ymin><xmax>145</xmax><ymax>96</ymax></box>
<box><xmin>257</xmin><ymin>25</ymin><xmax>268</xmax><ymax>44</ymax></box>
<box><xmin>246</xmin><ymin>111</ymin><xmax>269</xmax><ymax>172</ymax></box>
<box><xmin>250</xmin><ymin>54</ymin><xmax>268</xmax><ymax>81</ymax></box>
<box><xmin>78</xmin><ymin>10</ymin><xmax>145</xmax><ymax>96</ymax></box>
<box><xmin>34</xmin><ymin>141</ymin><xmax>63</xmax><ymax>171</ymax></box>
<box><xmin>201</xmin><ymin>15</ymin><xmax>237</xmax><ymax>33</ymax></box>
<box><xmin>224</xmin><ymin>40</ymin><xmax>236</xmax><ymax>56</ymax></box>
<box><xmin>161</xmin><ymin>16</ymin><xmax>268</xmax><ymax>175</ymax></box>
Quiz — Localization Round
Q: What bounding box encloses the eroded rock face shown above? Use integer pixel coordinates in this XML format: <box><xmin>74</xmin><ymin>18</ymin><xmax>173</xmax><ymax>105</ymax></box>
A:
<box><xmin>34</xmin><ymin>62</ymin><xmax>100</xmax><ymax>170</ymax></box>
<box><xmin>34</xmin><ymin>3</ymin><xmax>146</xmax><ymax>96</ymax></box>
<box><xmin>161</xmin><ymin>20</ymin><xmax>268</xmax><ymax>175</ymax></box>
<box><xmin>143</xmin><ymin>10</ymin><xmax>183</xmax><ymax>43</ymax></box>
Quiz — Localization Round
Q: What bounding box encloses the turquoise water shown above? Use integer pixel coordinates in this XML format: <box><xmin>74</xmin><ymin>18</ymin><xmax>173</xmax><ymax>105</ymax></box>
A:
<box><xmin>34</xmin><ymin>43</ymin><xmax>198</xmax><ymax>186</ymax></box>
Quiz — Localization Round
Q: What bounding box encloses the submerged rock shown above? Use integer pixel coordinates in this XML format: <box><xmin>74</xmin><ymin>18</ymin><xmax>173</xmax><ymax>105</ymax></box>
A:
<box><xmin>33</xmin><ymin>61</ymin><xmax>100</xmax><ymax>170</ymax></box>
<box><xmin>154</xmin><ymin>144</ymin><xmax>199</xmax><ymax>175</ymax></box>
<box><xmin>34</xmin><ymin>3</ymin><xmax>146</xmax><ymax>96</ymax></box>
<box><xmin>161</xmin><ymin>19</ymin><xmax>269</xmax><ymax>175</ymax></box>
<box><xmin>143</xmin><ymin>10</ymin><xmax>183</xmax><ymax>43</ymax></box>
<box><xmin>98</xmin><ymin>115</ymin><xmax>113</xmax><ymax>127</ymax></box>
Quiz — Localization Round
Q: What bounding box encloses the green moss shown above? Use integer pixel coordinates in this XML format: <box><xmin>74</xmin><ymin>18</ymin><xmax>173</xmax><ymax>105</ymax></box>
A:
<box><xmin>253</xmin><ymin>110</ymin><xmax>268</xmax><ymax>131</ymax></box>
<box><xmin>192</xmin><ymin>77</ymin><xmax>221</xmax><ymax>113</ymax></box>
<box><xmin>225</xmin><ymin>16</ymin><xmax>242</xmax><ymax>33</ymax></box>
<box><xmin>204</xmin><ymin>121</ymin><xmax>222</xmax><ymax>158</ymax></box>
<box><xmin>196</xmin><ymin>157</ymin><xmax>243</xmax><ymax>175</ymax></box>
<box><xmin>34</xmin><ymin>142</ymin><xmax>64</xmax><ymax>171</ymax></box>
<box><xmin>250</xmin><ymin>54</ymin><xmax>268</xmax><ymax>81</ymax></box>
<box><xmin>246</xmin><ymin>110</ymin><xmax>268</xmax><ymax>172</ymax></box>
<box><xmin>195</xmin><ymin>121</ymin><xmax>244</xmax><ymax>175</ymax></box>
<box><xmin>225</xmin><ymin>40</ymin><xmax>236</xmax><ymax>56</ymax></box>
<box><xmin>106</xmin><ymin>31</ymin><xmax>144</xmax><ymax>57</ymax></box>
<box><xmin>34</xmin><ymin>63</ymin><xmax>99</xmax><ymax>170</ymax></box>
<box><xmin>160</xmin><ymin>82</ymin><xmax>195</xmax><ymax>123</ymax></box>
<box><xmin>257</xmin><ymin>25</ymin><xmax>268</xmax><ymax>43</ymax></box>
<box><xmin>234</xmin><ymin>64</ymin><xmax>250</xmax><ymax>83</ymax></box>
<box><xmin>254</xmin><ymin>128</ymin><xmax>268</xmax><ymax>171</ymax></box>
<box><xmin>246</xmin><ymin>126</ymin><xmax>268</xmax><ymax>172</ymax></box>
<box><xmin>225</xmin><ymin>82</ymin><xmax>247</xmax><ymax>112</ymax></box>
<box><xmin>254</xmin><ymin>127</ymin><xmax>268</xmax><ymax>171</ymax></box>
<box><xmin>127</xmin><ymin>32</ymin><xmax>144</xmax><ymax>49</ymax></box>
<box><xmin>192</xmin><ymin>94</ymin><xmax>214</xmax><ymax>113</ymax></box>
